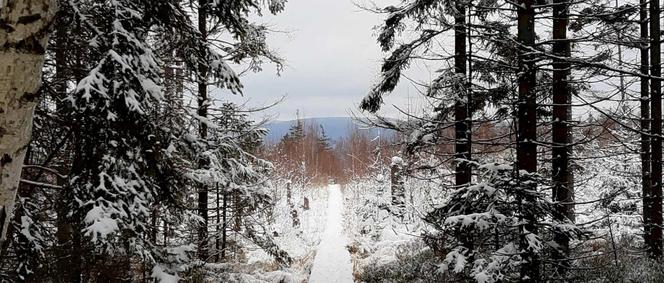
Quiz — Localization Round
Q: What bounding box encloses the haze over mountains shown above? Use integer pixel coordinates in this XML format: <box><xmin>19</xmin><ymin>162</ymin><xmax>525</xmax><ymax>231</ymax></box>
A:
<box><xmin>263</xmin><ymin>117</ymin><xmax>395</xmax><ymax>144</ymax></box>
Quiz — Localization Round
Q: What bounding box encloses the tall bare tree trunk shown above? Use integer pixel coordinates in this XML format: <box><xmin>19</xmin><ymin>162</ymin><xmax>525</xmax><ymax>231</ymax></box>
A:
<box><xmin>454</xmin><ymin>0</ymin><xmax>471</xmax><ymax>188</ymax></box>
<box><xmin>215</xmin><ymin>184</ymin><xmax>220</xmax><ymax>262</ymax></box>
<box><xmin>234</xmin><ymin>192</ymin><xmax>242</xmax><ymax>233</ymax></box>
<box><xmin>197</xmin><ymin>0</ymin><xmax>209</xmax><ymax>261</ymax></box>
<box><xmin>454</xmin><ymin>0</ymin><xmax>475</xmax><ymax>259</ymax></box>
<box><xmin>390</xmin><ymin>157</ymin><xmax>405</xmax><ymax>217</ymax></box>
<box><xmin>640</xmin><ymin>0</ymin><xmax>654</xmax><ymax>260</ymax></box>
<box><xmin>53</xmin><ymin>7</ymin><xmax>75</xmax><ymax>280</ymax></box>
<box><xmin>552</xmin><ymin>0</ymin><xmax>573</xmax><ymax>275</ymax></box>
<box><xmin>516</xmin><ymin>0</ymin><xmax>538</xmax><ymax>279</ymax></box>
<box><xmin>647</xmin><ymin>0</ymin><xmax>663</xmax><ymax>259</ymax></box>
<box><xmin>286</xmin><ymin>181</ymin><xmax>292</xmax><ymax>207</ymax></box>
<box><xmin>221</xmin><ymin>190</ymin><xmax>227</xmax><ymax>261</ymax></box>
<box><xmin>0</xmin><ymin>0</ymin><xmax>57</xmax><ymax>248</ymax></box>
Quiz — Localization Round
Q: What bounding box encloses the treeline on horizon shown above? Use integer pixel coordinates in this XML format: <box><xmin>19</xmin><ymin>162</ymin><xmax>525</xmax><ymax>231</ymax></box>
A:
<box><xmin>258</xmin><ymin>114</ymin><xmax>622</xmax><ymax>186</ymax></box>
<box><xmin>258</xmin><ymin>118</ymin><xmax>399</xmax><ymax>185</ymax></box>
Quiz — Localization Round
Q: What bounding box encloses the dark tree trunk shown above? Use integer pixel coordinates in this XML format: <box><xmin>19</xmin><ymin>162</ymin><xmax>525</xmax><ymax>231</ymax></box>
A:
<box><xmin>55</xmin><ymin>188</ymin><xmax>73</xmax><ymax>282</ymax></box>
<box><xmin>390</xmin><ymin>158</ymin><xmax>405</xmax><ymax>217</ymax></box>
<box><xmin>551</xmin><ymin>0</ymin><xmax>573</xmax><ymax>275</ymax></box>
<box><xmin>221</xmin><ymin>191</ymin><xmax>228</xmax><ymax>261</ymax></box>
<box><xmin>70</xmin><ymin>196</ymin><xmax>83</xmax><ymax>283</ymax></box>
<box><xmin>454</xmin><ymin>0</ymin><xmax>471</xmax><ymax>187</ymax></box>
<box><xmin>234</xmin><ymin>193</ymin><xmax>242</xmax><ymax>232</ymax></box>
<box><xmin>151</xmin><ymin>206</ymin><xmax>158</xmax><ymax>243</ymax></box>
<box><xmin>215</xmin><ymin>185</ymin><xmax>220</xmax><ymax>262</ymax></box>
<box><xmin>647</xmin><ymin>0</ymin><xmax>663</xmax><ymax>259</ymax></box>
<box><xmin>517</xmin><ymin>0</ymin><xmax>539</xmax><ymax>279</ymax></box>
<box><xmin>53</xmin><ymin>9</ymin><xmax>76</xmax><ymax>281</ymax></box>
<box><xmin>197</xmin><ymin>0</ymin><xmax>209</xmax><ymax>261</ymax></box>
<box><xmin>13</xmin><ymin>151</ymin><xmax>36</xmax><ymax>280</ymax></box>
<box><xmin>163</xmin><ymin>217</ymin><xmax>169</xmax><ymax>245</ymax></box>
<box><xmin>640</xmin><ymin>0</ymin><xmax>653</xmax><ymax>261</ymax></box>
<box><xmin>286</xmin><ymin>181</ymin><xmax>292</xmax><ymax>208</ymax></box>
<box><xmin>70</xmin><ymin>22</ymin><xmax>85</xmax><ymax>283</ymax></box>
<box><xmin>291</xmin><ymin>208</ymin><xmax>300</xmax><ymax>227</ymax></box>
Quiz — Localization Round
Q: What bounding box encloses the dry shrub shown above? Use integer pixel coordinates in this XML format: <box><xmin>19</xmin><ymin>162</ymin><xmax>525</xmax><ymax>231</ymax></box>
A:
<box><xmin>573</xmin><ymin>235</ymin><xmax>664</xmax><ymax>283</ymax></box>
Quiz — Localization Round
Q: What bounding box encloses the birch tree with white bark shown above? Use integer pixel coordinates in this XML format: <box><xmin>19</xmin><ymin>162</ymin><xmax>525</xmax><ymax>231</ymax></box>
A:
<box><xmin>0</xmin><ymin>0</ymin><xmax>56</xmax><ymax>248</ymax></box>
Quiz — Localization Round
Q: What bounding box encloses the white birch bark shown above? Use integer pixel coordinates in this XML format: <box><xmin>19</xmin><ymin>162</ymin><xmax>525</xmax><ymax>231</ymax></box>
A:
<box><xmin>0</xmin><ymin>0</ymin><xmax>57</xmax><ymax>245</ymax></box>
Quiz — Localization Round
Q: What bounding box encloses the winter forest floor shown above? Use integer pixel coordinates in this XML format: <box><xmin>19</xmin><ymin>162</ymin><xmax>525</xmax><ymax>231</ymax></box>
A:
<box><xmin>236</xmin><ymin>180</ymin><xmax>402</xmax><ymax>283</ymax></box>
<box><xmin>308</xmin><ymin>184</ymin><xmax>354</xmax><ymax>283</ymax></box>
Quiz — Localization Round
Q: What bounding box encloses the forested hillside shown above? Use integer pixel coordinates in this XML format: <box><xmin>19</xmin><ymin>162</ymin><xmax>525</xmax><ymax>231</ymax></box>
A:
<box><xmin>263</xmin><ymin>117</ymin><xmax>395</xmax><ymax>144</ymax></box>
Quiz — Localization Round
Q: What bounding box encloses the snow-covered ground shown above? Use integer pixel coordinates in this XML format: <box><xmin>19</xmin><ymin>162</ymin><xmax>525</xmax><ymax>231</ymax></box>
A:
<box><xmin>343</xmin><ymin>176</ymin><xmax>448</xmax><ymax>280</ymax></box>
<box><xmin>309</xmin><ymin>185</ymin><xmax>354</xmax><ymax>283</ymax></box>
<box><xmin>210</xmin><ymin>178</ymin><xmax>442</xmax><ymax>282</ymax></box>
<box><xmin>214</xmin><ymin>183</ymin><xmax>330</xmax><ymax>282</ymax></box>
<box><xmin>248</xmin><ymin>183</ymin><xmax>329</xmax><ymax>264</ymax></box>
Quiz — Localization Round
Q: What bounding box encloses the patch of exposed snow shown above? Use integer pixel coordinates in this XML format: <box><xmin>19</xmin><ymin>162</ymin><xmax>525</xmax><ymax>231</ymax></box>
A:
<box><xmin>391</xmin><ymin>156</ymin><xmax>404</xmax><ymax>166</ymax></box>
<box><xmin>151</xmin><ymin>265</ymin><xmax>179</xmax><ymax>283</ymax></box>
<box><xmin>309</xmin><ymin>185</ymin><xmax>354</xmax><ymax>283</ymax></box>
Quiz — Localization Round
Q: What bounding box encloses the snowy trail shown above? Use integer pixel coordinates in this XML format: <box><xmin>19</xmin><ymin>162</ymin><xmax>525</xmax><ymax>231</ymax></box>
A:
<box><xmin>308</xmin><ymin>184</ymin><xmax>354</xmax><ymax>283</ymax></box>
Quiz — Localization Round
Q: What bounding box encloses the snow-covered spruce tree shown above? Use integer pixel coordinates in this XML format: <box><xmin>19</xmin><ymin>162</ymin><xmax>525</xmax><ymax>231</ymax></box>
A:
<box><xmin>647</xmin><ymin>0</ymin><xmax>662</xmax><ymax>258</ymax></box>
<box><xmin>563</xmin><ymin>0</ymin><xmax>664</xmax><ymax>261</ymax></box>
<box><xmin>190</xmin><ymin>102</ymin><xmax>292</xmax><ymax>266</ymax></box>
<box><xmin>424</xmin><ymin>162</ymin><xmax>583</xmax><ymax>282</ymax></box>
<box><xmin>360</xmin><ymin>0</ymin><xmax>655</xmax><ymax>280</ymax></box>
<box><xmin>60</xmin><ymin>1</ymin><xmax>219</xmax><ymax>279</ymax></box>
<box><xmin>0</xmin><ymin>3</ymin><xmax>82</xmax><ymax>278</ymax></box>
<box><xmin>0</xmin><ymin>0</ymin><xmax>290</xmax><ymax>280</ymax></box>
<box><xmin>358</xmin><ymin>0</ymin><xmax>528</xmax><ymax>189</ymax></box>
<box><xmin>175</xmin><ymin>0</ymin><xmax>288</xmax><ymax>263</ymax></box>
<box><xmin>275</xmin><ymin>116</ymin><xmax>307</xmax><ymax>183</ymax></box>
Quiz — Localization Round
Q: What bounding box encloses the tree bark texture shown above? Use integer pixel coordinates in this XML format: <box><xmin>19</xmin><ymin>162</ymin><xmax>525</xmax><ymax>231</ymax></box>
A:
<box><xmin>647</xmin><ymin>0</ymin><xmax>663</xmax><ymax>258</ymax></box>
<box><xmin>551</xmin><ymin>0</ymin><xmax>574</xmax><ymax>274</ymax></box>
<box><xmin>516</xmin><ymin>0</ymin><xmax>539</xmax><ymax>279</ymax></box>
<box><xmin>0</xmin><ymin>0</ymin><xmax>57</xmax><ymax>247</ymax></box>
<box><xmin>454</xmin><ymin>0</ymin><xmax>471</xmax><ymax>187</ymax></box>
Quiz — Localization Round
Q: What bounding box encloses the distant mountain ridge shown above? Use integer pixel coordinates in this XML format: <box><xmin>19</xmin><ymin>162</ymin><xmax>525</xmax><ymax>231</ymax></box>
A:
<box><xmin>263</xmin><ymin>117</ymin><xmax>394</xmax><ymax>144</ymax></box>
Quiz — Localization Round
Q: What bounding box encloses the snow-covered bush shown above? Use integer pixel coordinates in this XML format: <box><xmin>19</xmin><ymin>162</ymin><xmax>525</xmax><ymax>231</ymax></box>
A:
<box><xmin>572</xmin><ymin>236</ymin><xmax>664</xmax><ymax>283</ymax></box>
<box><xmin>359</xmin><ymin>241</ymin><xmax>446</xmax><ymax>283</ymax></box>
<box><xmin>344</xmin><ymin>168</ymin><xmax>448</xmax><ymax>281</ymax></box>
<box><xmin>575</xmin><ymin>141</ymin><xmax>642</xmax><ymax>240</ymax></box>
<box><xmin>195</xmin><ymin>179</ymin><xmax>329</xmax><ymax>282</ymax></box>
<box><xmin>0</xmin><ymin>0</ymin><xmax>293</xmax><ymax>279</ymax></box>
<box><xmin>424</xmin><ymin>162</ymin><xmax>584</xmax><ymax>282</ymax></box>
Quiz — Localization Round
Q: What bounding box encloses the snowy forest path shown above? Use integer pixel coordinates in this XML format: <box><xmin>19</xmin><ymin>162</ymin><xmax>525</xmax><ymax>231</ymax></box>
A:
<box><xmin>308</xmin><ymin>184</ymin><xmax>354</xmax><ymax>283</ymax></box>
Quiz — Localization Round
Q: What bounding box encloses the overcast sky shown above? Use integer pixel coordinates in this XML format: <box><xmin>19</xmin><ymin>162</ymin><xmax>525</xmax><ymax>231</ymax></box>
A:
<box><xmin>210</xmin><ymin>0</ymin><xmax>634</xmax><ymax>123</ymax></box>
<box><xmin>216</xmin><ymin>0</ymin><xmax>429</xmax><ymax>121</ymax></box>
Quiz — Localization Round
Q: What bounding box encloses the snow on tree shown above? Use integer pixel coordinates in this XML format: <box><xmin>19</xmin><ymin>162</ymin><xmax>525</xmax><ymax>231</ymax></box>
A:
<box><xmin>0</xmin><ymin>0</ymin><xmax>291</xmax><ymax>280</ymax></box>
<box><xmin>424</xmin><ymin>162</ymin><xmax>584</xmax><ymax>282</ymax></box>
<box><xmin>390</xmin><ymin>156</ymin><xmax>405</xmax><ymax>217</ymax></box>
